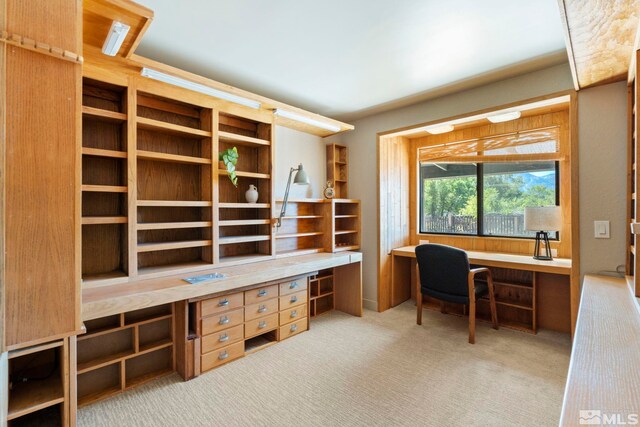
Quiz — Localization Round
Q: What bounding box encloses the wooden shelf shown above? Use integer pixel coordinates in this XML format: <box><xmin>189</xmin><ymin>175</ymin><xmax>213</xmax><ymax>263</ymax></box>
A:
<box><xmin>137</xmin><ymin>240</ymin><xmax>212</xmax><ymax>252</ymax></box>
<box><xmin>82</xmin><ymin>147</ymin><xmax>127</xmax><ymax>158</ymax></box>
<box><xmin>219</xmin><ymin>219</ymin><xmax>271</xmax><ymax>226</ymax></box>
<box><xmin>125</xmin><ymin>368</ymin><xmax>173</xmax><ymax>390</ymax></box>
<box><xmin>137</xmin><ymin>200</ymin><xmax>213</xmax><ymax>207</ymax></box>
<box><xmin>310</xmin><ymin>291</ymin><xmax>334</xmax><ymax>301</ymax></box>
<box><xmin>334</xmin><ymin>230</ymin><xmax>357</xmax><ymax>235</ymax></box>
<box><xmin>218</xmin><ymin>169</ymin><xmax>270</xmax><ymax>179</ymax></box>
<box><xmin>282</xmin><ymin>215</ymin><xmax>323</xmax><ymax>219</ymax></box>
<box><xmin>82</xmin><ymin>185</ymin><xmax>127</xmax><ymax>193</ymax></box>
<box><xmin>137</xmin><ymin>150</ymin><xmax>212</xmax><ymax>165</ymax></box>
<box><xmin>218</xmin><ymin>130</ymin><xmax>270</xmax><ymax>147</ymax></box>
<box><xmin>310</xmin><ymin>274</ymin><xmax>334</xmax><ymax>282</ymax></box>
<box><xmin>77</xmin><ymin>350</ymin><xmax>134</xmax><ymax>374</ymax></box>
<box><xmin>479</xmin><ymin>297</ymin><xmax>533</xmax><ymax>311</ymax></box>
<box><xmin>219</xmin><ymin>202</ymin><xmax>270</xmax><ymax>209</ymax></box>
<box><xmin>137</xmin><ymin>116</ymin><xmax>212</xmax><ymax>138</ymax></box>
<box><xmin>138</xmin><ymin>339</ymin><xmax>173</xmax><ymax>354</ymax></box>
<box><xmin>82</xmin><ymin>105</ymin><xmax>127</xmax><ymax>123</ymax></box>
<box><xmin>335</xmin><ymin>214</ymin><xmax>357</xmax><ymax>218</ymax></box>
<box><xmin>78</xmin><ymin>385</ymin><xmax>122</xmax><ymax>408</ymax></box>
<box><xmin>276</xmin><ymin>231</ymin><xmax>323</xmax><ymax>239</ymax></box>
<box><xmin>7</xmin><ymin>375</ymin><xmax>64</xmax><ymax>421</ymax></box>
<box><xmin>219</xmin><ymin>235</ymin><xmax>270</xmax><ymax>244</ymax></box>
<box><xmin>333</xmin><ymin>245</ymin><xmax>360</xmax><ymax>252</ymax></box>
<box><xmin>82</xmin><ymin>270</ymin><xmax>128</xmax><ymax>287</ymax></box>
<box><xmin>137</xmin><ymin>221</ymin><xmax>212</xmax><ymax>230</ymax></box>
<box><xmin>82</xmin><ymin>216</ymin><xmax>128</xmax><ymax>225</ymax></box>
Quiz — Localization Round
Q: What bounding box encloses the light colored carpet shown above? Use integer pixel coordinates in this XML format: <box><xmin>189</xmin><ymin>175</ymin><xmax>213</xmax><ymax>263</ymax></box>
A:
<box><xmin>78</xmin><ymin>302</ymin><xmax>571</xmax><ymax>427</ymax></box>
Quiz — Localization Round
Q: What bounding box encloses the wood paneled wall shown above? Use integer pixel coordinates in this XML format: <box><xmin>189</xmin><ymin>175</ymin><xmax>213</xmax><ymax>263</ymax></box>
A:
<box><xmin>409</xmin><ymin>110</ymin><xmax>573</xmax><ymax>259</ymax></box>
<box><xmin>377</xmin><ymin>136</ymin><xmax>411</xmax><ymax>311</ymax></box>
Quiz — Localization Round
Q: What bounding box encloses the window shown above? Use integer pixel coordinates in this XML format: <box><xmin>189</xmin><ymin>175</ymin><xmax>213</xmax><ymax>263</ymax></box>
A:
<box><xmin>420</xmin><ymin>161</ymin><xmax>558</xmax><ymax>238</ymax></box>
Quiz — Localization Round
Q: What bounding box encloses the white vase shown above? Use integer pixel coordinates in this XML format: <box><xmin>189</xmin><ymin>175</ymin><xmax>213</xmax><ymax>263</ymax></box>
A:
<box><xmin>245</xmin><ymin>184</ymin><xmax>258</xmax><ymax>203</ymax></box>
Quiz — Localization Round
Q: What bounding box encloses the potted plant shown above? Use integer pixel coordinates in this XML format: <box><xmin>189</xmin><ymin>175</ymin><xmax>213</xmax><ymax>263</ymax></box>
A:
<box><xmin>219</xmin><ymin>147</ymin><xmax>238</xmax><ymax>187</ymax></box>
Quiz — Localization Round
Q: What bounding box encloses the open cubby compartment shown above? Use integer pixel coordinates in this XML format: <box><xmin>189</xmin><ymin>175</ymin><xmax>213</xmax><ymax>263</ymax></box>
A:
<box><xmin>124</xmin><ymin>346</ymin><xmax>173</xmax><ymax>389</ymax></box>
<box><xmin>8</xmin><ymin>343</ymin><xmax>65</xmax><ymax>423</ymax></box>
<box><xmin>276</xmin><ymin>234</ymin><xmax>325</xmax><ymax>256</ymax></box>
<box><xmin>335</xmin><ymin>232</ymin><xmax>359</xmax><ymax>250</ymax></box>
<box><xmin>244</xmin><ymin>330</ymin><xmax>277</xmax><ymax>354</ymax></box>
<box><xmin>137</xmin><ymin>92</ymin><xmax>210</xmax><ymax>132</ymax></box>
<box><xmin>310</xmin><ymin>275</ymin><xmax>334</xmax><ymax>298</ymax></box>
<box><xmin>77</xmin><ymin>328</ymin><xmax>134</xmax><ymax>371</ymax></box>
<box><xmin>219</xmin><ymin>206</ymin><xmax>271</xmax><ymax>221</ymax></box>
<box><xmin>77</xmin><ymin>362</ymin><xmax>122</xmax><ymax>407</ymax></box>
<box><xmin>219</xmin><ymin>137</ymin><xmax>270</xmax><ymax>175</ymax></box>
<box><xmin>219</xmin><ymin>174</ymin><xmax>271</xmax><ymax>205</ymax></box>
<box><xmin>84</xmin><ymin>314</ymin><xmax>122</xmax><ymax>336</ymax></box>
<box><xmin>8</xmin><ymin>404</ymin><xmax>62</xmax><ymax>427</ymax></box>
<box><xmin>335</xmin><ymin>216</ymin><xmax>358</xmax><ymax>233</ymax></box>
<box><xmin>82</xmin><ymin>223</ymin><xmax>128</xmax><ymax>283</ymax></box>
<box><xmin>278</xmin><ymin>200</ymin><xmax>326</xmax><ymax>218</ymax></box>
<box><xmin>477</xmin><ymin>302</ymin><xmax>534</xmax><ymax>333</ymax></box>
<box><xmin>83</xmin><ymin>78</ymin><xmax>126</xmax><ymax>113</ymax></box>
<box><xmin>218</xmin><ymin>240</ymin><xmax>272</xmax><ymax>264</ymax></box>
<box><xmin>138</xmin><ymin>317</ymin><xmax>173</xmax><ymax>350</ymax></box>
<box><xmin>137</xmin><ymin>159</ymin><xmax>212</xmax><ymax>203</ymax></box>
<box><xmin>124</xmin><ymin>303</ymin><xmax>173</xmax><ymax>325</ymax></box>
<box><xmin>82</xmin><ymin>192</ymin><xmax>127</xmax><ymax>218</ymax></box>
<box><xmin>83</xmin><ymin>156</ymin><xmax>126</xmax><ymax>187</ymax></box>
<box><xmin>335</xmin><ymin>145</ymin><xmax>348</xmax><ymax>163</ymax></box>
<box><xmin>219</xmin><ymin>112</ymin><xmax>271</xmax><ymax>141</ymax></box>
<box><xmin>137</xmin><ymin>126</ymin><xmax>212</xmax><ymax>161</ymax></box>
<box><xmin>311</xmin><ymin>293</ymin><xmax>334</xmax><ymax>317</ymax></box>
<box><xmin>334</xmin><ymin>201</ymin><xmax>359</xmax><ymax>217</ymax></box>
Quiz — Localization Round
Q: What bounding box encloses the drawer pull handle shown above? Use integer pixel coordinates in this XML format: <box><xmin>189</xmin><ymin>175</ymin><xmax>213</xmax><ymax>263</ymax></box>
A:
<box><xmin>218</xmin><ymin>299</ymin><xmax>229</xmax><ymax>307</ymax></box>
<box><xmin>218</xmin><ymin>351</ymin><xmax>229</xmax><ymax>361</ymax></box>
<box><xmin>290</xmin><ymin>310</ymin><xmax>298</xmax><ymax>318</ymax></box>
<box><xmin>258</xmin><ymin>305</ymin><xmax>267</xmax><ymax>313</ymax></box>
<box><xmin>219</xmin><ymin>333</ymin><xmax>229</xmax><ymax>343</ymax></box>
<box><xmin>258</xmin><ymin>320</ymin><xmax>267</xmax><ymax>329</ymax></box>
<box><xmin>290</xmin><ymin>324</ymin><xmax>298</xmax><ymax>332</ymax></box>
<box><xmin>289</xmin><ymin>282</ymin><xmax>298</xmax><ymax>289</ymax></box>
<box><xmin>258</xmin><ymin>289</ymin><xmax>268</xmax><ymax>297</ymax></box>
<box><xmin>290</xmin><ymin>296</ymin><xmax>298</xmax><ymax>303</ymax></box>
<box><xmin>219</xmin><ymin>316</ymin><xmax>230</xmax><ymax>325</ymax></box>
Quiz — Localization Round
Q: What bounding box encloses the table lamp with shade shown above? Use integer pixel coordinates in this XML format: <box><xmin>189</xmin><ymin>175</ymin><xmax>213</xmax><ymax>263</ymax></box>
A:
<box><xmin>276</xmin><ymin>163</ymin><xmax>310</xmax><ymax>228</ymax></box>
<box><xmin>524</xmin><ymin>206</ymin><xmax>561</xmax><ymax>261</ymax></box>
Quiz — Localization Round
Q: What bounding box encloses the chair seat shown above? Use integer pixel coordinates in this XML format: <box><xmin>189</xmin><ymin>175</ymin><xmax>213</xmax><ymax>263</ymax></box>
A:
<box><xmin>422</xmin><ymin>281</ymin><xmax>488</xmax><ymax>305</ymax></box>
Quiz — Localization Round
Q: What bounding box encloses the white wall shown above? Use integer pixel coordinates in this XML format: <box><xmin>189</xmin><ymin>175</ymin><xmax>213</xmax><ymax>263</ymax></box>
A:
<box><xmin>340</xmin><ymin>64</ymin><xmax>576</xmax><ymax>309</ymax></box>
<box><xmin>578</xmin><ymin>82</ymin><xmax>628</xmax><ymax>276</ymax></box>
<box><xmin>274</xmin><ymin>126</ymin><xmax>326</xmax><ymax>200</ymax></box>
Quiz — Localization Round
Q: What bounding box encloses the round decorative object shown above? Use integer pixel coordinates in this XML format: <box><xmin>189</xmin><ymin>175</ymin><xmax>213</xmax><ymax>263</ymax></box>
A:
<box><xmin>323</xmin><ymin>181</ymin><xmax>335</xmax><ymax>199</ymax></box>
<box><xmin>245</xmin><ymin>184</ymin><xmax>258</xmax><ymax>203</ymax></box>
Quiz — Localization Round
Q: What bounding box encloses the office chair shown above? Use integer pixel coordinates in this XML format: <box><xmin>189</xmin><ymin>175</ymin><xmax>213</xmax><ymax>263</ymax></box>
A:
<box><xmin>415</xmin><ymin>244</ymin><xmax>498</xmax><ymax>344</ymax></box>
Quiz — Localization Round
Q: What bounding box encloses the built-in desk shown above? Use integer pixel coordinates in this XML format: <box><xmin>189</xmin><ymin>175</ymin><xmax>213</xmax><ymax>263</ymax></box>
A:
<box><xmin>391</xmin><ymin>246</ymin><xmax>573</xmax><ymax>333</ymax></box>
<box><xmin>560</xmin><ymin>275</ymin><xmax>640</xmax><ymax>425</ymax></box>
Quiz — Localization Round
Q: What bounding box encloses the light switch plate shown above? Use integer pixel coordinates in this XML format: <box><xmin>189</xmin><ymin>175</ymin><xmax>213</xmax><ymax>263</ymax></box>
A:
<box><xmin>594</xmin><ymin>220</ymin><xmax>610</xmax><ymax>239</ymax></box>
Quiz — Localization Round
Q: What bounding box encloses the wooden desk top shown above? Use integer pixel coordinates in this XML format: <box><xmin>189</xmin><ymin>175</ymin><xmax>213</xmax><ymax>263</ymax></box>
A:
<box><xmin>83</xmin><ymin>251</ymin><xmax>362</xmax><ymax>321</ymax></box>
<box><xmin>560</xmin><ymin>275</ymin><xmax>640</xmax><ymax>425</ymax></box>
<box><xmin>392</xmin><ymin>245</ymin><xmax>572</xmax><ymax>275</ymax></box>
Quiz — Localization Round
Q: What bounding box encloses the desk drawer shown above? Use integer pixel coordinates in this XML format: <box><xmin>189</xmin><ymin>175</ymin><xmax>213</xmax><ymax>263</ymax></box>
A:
<box><xmin>201</xmin><ymin>341</ymin><xmax>244</xmax><ymax>372</ymax></box>
<box><xmin>201</xmin><ymin>308</ymin><xmax>244</xmax><ymax>335</ymax></box>
<box><xmin>279</xmin><ymin>278</ymin><xmax>307</xmax><ymax>296</ymax></box>
<box><xmin>279</xmin><ymin>317</ymin><xmax>307</xmax><ymax>340</ymax></box>
<box><xmin>201</xmin><ymin>292</ymin><xmax>243</xmax><ymax>317</ymax></box>
<box><xmin>280</xmin><ymin>304</ymin><xmax>307</xmax><ymax>326</ymax></box>
<box><xmin>245</xmin><ymin>313</ymin><xmax>278</xmax><ymax>339</ymax></box>
<box><xmin>244</xmin><ymin>284</ymin><xmax>279</xmax><ymax>305</ymax></box>
<box><xmin>279</xmin><ymin>290</ymin><xmax>307</xmax><ymax>310</ymax></box>
<box><xmin>201</xmin><ymin>324</ymin><xmax>244</xmax><ymax>354</ymax></box>
<box><xmin>244</xmin><ymin>298</ymin><xmax>279</xmax><ymax>322</ymax></box>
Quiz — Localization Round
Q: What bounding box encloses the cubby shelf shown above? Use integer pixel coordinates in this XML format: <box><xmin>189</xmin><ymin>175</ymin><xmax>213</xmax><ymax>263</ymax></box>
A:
<box><xmin>82</xmin><ymin>105</ymin><xmax>127</xmax><ymax>123</ymax></box>
<box><xmin>276</xmin><ymin>231</ymin><xmax>323</xmax><ymax>239</ymax></box>
<box><xmin>218</xmin><ymin>169</ymin><xmax>270</xmax><ymax>179</ymax></box>
<box><xmin>137</xmin><ymin>150</ymin><xmax>212</xmax><ymax>165</ymax></box>
<box><xmin>82</xmin><ymin>216</ymin><xmax>128</xmax><ymax>225</ymax></box>
<box><xmin>219</xmin><ymin>202</ymin><xmax>270</xmax><ymax>209</ymax></box>
<box><xmin>219</xmin><ymin>235</ymin><xmax>270</xmax><ymax>244</ymax></box>
<box><xmin>335</xmin><ymin>230</ymin><xmax>357</xmax><ymax>235</ymax></box>
<box><xmin>283</xmin><ymin>215</ymin><xmax>323</xmax><ymax>219</ymax></box>
<box><xmin>218</xmin><ymin>130</ymin><xmax>270</xmax><ymax>146</ymax></box>
<box><xmin>137</xmin><ymin>221</ymin><xmax>212</xmax><ymax>230</ymax></box>
<box><xmin>82</xmin><ymin>147</ymin><xmax>127</xmax><ymax>158</ymax></box>
<box><xmin>137</xmin><ymin>116</ymin><xmax>212</xmax><ymax>138</ymax></box>
<box><xmin>82</xmin><ymin>185</ymin><xmax>128</xmax><ymax>193</ymax></box>
<box><xmin>7</xmin><ymin>375</ymin><xmax>64</xmax><ymax>421</ymax></box>
<box><xmin>137</xmin><ymin>240</ymin><xmax>213</xmax><ymax>252</ymax></box>
<box><xmin>137</xmin><ymin>200</ymin><xmax>213</xmax><ymax>207</ymax></box>
<box><xmin>219</xmin><ymin>219</ymin><xmax>271</xmax><ymax>226</ymax></box>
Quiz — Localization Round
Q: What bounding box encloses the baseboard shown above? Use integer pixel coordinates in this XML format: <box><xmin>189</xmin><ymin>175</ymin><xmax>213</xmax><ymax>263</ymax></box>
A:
<box><xmin>363</xmin><ymin>298</ymin><xmax>377</xmax><ymax>311</ymax></box>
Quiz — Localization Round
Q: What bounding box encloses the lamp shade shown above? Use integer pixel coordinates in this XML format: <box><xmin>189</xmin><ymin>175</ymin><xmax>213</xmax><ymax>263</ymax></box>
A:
<box><xmin>293</xmin><ymin>163</ymin><xmax>310</xmax><ymax>185</ymax></box>
<box><xmin>524</xmin><ymin>206</ymin><xmax>561</xmax><ymax>231</ymax></box>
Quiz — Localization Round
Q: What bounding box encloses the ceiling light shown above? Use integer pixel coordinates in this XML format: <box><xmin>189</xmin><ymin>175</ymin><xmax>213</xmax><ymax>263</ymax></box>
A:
<box><xmin>140</xmin><ymin>68</ymin><xmax>261</xmax><ymax>109</ymax></box>
<box><xmin>102</xmin><ymin>21</ymin><xmax>130</xmax><ymax>56</ymax></box>
<box><xmin>426</xmin><ymin>124</ymin><xmax>454</xmax><ymax>134</ymax></box>
<box><xmin>274</xmin><ymin>109</ymin><xmax>341</xmax><ymax>132</ymax></box>
<box><xmin>487</xmin><ymin>111</ymin><xmax>521</xmax><ymax>123</ymax></box>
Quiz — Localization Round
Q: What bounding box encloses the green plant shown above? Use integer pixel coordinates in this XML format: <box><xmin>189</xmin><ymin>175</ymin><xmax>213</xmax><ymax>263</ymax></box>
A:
<box><xmin>219</xmin><ymin>147</ymin><xmax>239</xmax><ymax>187</ymax></box>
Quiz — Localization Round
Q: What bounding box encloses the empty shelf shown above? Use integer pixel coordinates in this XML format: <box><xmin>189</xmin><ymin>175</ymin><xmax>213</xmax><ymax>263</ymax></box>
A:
<box><xmin>82</xmin><ymin>147</ymin><xmax>127</xmax><ymax>158</ymax></box>
<box><xmin>218</xmin><ymin>235</ymin><xmax>270</xmax><ymax>244</ymax></box>
<box><xmin>137</xmin><ymin>221</ymin><xmax>213</xmax><ymax>230</ymax></box>
<box><xmin>82</xmin><ymin>185</ymin><xmax>127</xmax><ymax>193</ymax></box>
<box><xmin>137</xmin><ymin>240</ymin><xmax>213</xmax><ymax>252</ymax></box>
<box><xmin>137</xmin><ymin>116</ymin><xmax>212</xmax><ymax>138</ymax></box>
<box><xmin>82</xmin><ymin>216</ymin><xmax>128</xmax><ymax>225</ymax></box>
<box><xmin>137</xmin><ymin>200</ymin><xmax>213</xmax><ymax>207</ymax></box>
<box><xmin>219</xmin><ymin>219</ymin><xmax>271</xmax><ymax>226</ymax></box>
<box><xmin>218</xmin><ymin>130</ymin><xmax>270</xmax><ymax>147</ymax></box>
<box><xmin>219</xmin><ymin>203</ymin><xmax>270</xmax><ymax>208</ymax></box>
<box><xmin>218</xmin><ymin>170</ymin><xmax>270</xmax><ymax>179</ymax></box>
<box><xmin>82</xmin><ymin>105</ymin><xmax>127</xmax><ymax>123</ymax></box>
<box><xmin>137</xmin><ymin>150</ymin><xmax>212</xmax><ymax>165</ymax></box>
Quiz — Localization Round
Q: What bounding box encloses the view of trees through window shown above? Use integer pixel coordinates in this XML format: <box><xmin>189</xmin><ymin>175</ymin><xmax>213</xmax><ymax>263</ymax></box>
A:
<box><xmin>420</xmin><ymin>162</ymin><xmax>558</xmax><ymax>238</ymax></box>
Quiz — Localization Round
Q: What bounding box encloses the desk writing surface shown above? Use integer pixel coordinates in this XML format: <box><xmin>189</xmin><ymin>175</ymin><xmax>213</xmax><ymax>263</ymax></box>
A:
<box><xmin>392</xmin><ymin>245</ymin><xmax>571</xmax><ymax>275</ymax></box>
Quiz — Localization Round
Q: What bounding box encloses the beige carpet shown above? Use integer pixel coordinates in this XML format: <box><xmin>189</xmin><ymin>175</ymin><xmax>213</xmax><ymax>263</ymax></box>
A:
<box><xmin>78</xmin><ymin>302</ymin><xmax>571</xmax><ymax>427</ymax></box>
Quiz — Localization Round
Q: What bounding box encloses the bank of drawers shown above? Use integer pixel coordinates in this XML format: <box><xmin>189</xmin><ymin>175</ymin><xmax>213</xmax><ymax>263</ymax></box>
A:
<box><xmin>199</xmin><ymin>276</ymin><xmax>309</xmax><ymax>373</ymax></box>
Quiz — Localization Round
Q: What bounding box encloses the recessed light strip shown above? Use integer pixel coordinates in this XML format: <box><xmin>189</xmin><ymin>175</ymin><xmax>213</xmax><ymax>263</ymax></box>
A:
<box><xmin>140</xmin><ymin>68</ymin><xmax>261</xmax><ymax>110</ymax></box>
<box><xmin>274</xmin><ymin>109</ymin><xmax>341</xmax><ymax>132</ymax></box>
<box><xmin>487</xmin><ymin>111</ymin><xmax>521</xmax><ymax>123</ymax></box>
<box><xmin>426</xmin><ymin>124</ymin><xmax>454</xmax><ymax>134</ymax></box>
<box><xmin>102</xmin><ymin>21</ymin><xmax>130</xmax><ymax>56</ymax></box>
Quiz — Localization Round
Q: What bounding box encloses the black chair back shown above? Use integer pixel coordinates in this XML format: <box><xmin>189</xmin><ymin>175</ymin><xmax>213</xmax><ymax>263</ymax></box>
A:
<box><xmin>415</xmin><ymin>244</ymin><xmax>470</xmax><ymax>302</ymax></box>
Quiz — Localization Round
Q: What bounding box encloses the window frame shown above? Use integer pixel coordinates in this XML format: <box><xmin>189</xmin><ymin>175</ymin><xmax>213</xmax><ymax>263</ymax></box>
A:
<box><xmin>418</xmin><ymin>161</ymin><xmax>560</xmax><ymax>240</ymax></box>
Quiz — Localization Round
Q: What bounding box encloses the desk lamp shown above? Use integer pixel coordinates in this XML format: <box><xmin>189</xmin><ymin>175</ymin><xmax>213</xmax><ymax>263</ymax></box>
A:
<box><xmin>276</xmin><ymin>164</ymin><xmax>310</xmax><ymax>228</ymax></box>
<box><xmin>524</xmin><ymin>206</ymin><xmax>561</xmax><ymax>261</ymax></box>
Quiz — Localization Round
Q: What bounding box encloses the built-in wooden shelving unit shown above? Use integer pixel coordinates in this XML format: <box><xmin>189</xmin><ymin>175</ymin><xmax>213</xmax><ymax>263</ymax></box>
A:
<box><xmin>332</xmin><ymin>199</ymin><xmax>361</xmax><ymax>252</ymax></box>
<box><xmin>275</xmin><ymin>199</ymin><xmax>328</xmax><ymax>258</ymax></box>
<box><xmin>309</xmin><ymin>270</ymin><xmax>335</xmax><ymax>317</ymax></box>
<box><xmin>76</xmin><ymin>304</ymin><xmax>174</xmax><ymax>407</ymax></box>
<box><xmin>326</xmin><ymin>143</ymin><xmax>348</xmax><ymax>198</ymax></box>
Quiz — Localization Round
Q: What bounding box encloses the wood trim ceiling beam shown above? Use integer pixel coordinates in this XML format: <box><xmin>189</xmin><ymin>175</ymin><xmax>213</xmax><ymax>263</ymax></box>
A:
<box><xmin>558</xmin><ymin>0</ymin><xmax>640</xmax><ymax>89</ymax></box>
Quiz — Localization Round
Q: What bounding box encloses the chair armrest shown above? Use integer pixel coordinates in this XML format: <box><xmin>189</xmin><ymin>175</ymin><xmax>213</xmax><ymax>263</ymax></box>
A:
<box><xmin>468</xmin><ymin>268</ymin><xmax>493</xmax><ymax>299</ymax></box>
<box><xmin>469</xmin><ymin>267</ymin><xmax>491</xmax><ymax>279</ymax></box>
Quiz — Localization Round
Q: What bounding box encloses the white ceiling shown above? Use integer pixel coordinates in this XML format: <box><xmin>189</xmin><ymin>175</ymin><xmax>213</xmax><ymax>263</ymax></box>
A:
<box><xmin>136</xmin><ymin>0</ymin><xmax>567</xmax><ymax>121</ymax></box>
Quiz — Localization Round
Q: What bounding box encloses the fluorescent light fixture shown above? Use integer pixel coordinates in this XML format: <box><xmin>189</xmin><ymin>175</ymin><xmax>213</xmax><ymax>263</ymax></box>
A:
<box><xmin>487</xmin><ymin>111</ymin><xmax>521</xmax><ymax>123</ymax></box>
<box><xmin>274</xmin><ymin>109</ymin><xmax>341</xmax><ymax>133</ymax></box>
<box><xmin>140</xmin><ymin>68</ymin><xmax>261</xmax><ymax>109</ymax></box>
<box><xmin>425</xmin><ymin>124</ymin><xmax>454</xmax><ymax>134</ymax></box>
<box><xmin>102</xmin><ymin>21</ymin><xmax>130</xmax><ymax>56</ymax></box>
